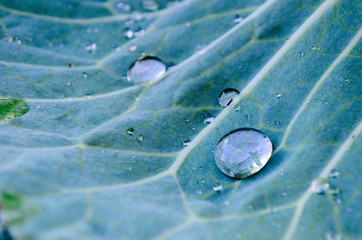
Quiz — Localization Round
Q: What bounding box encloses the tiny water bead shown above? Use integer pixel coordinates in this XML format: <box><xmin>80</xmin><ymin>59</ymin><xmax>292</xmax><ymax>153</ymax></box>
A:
<box><xmin>204</xmin><ymin>113</ymin><xmax>214</xmax><ymax>123</ymax></box>
<box><xmin>127</xmin><ymin>56</ymin><xmax>166</xmax><ymax>84</ymax></box>
<box><xmin>214</xmin><ymin>128</ymin><xmax>273</xmax><ymax>179</ymax></box>
<box><xmin>218</xmin><ymin>88</ymin><xmax>239</xmax><ymax>107</ymax></box>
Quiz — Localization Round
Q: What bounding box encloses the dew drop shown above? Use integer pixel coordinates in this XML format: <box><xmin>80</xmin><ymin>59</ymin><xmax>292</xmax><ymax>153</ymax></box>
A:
<box><xmin>184</xmin><ymin>118</ymin><xmax>189</xmax><ymax>122</ymax></box>
<box><xmin>214</xmin><ymin>128</ymin><xmax>273</xmax><ymax>179</ymax></box>
<box><xmin>218</xmin><ymin>88</ymin><xmax>239</xmax><ymax>107</ymax></box>
<box><xmin>142</xmin><ymin>0</ymin><xmax>159</xmax><ymax>11</ymax></box>
<box><xmin>183</xmin><ymin>138</ymin><xmax>190</xmax><ymax>147</ymax></box>
<box><xmin>204</xmin><ymin>113</ymin><xmax>214</xmax><ymax>123</ymax></box>
<box><xmin>137</xmin><ymin>135</ymin><xmax>144</xmax><ymax>143</ymax></box>
<box><xmin>127</xmin><ymin>127</ymin><xmax>134</xmax><ymax>136</ymax></box>
<box><xmin>127</xmin><ymin>56</ymin><xmax>166</xmax><ymax>84</ymax></box>
<box><xmin>213</xmin><ymin>185</ymin><xmax>223</xmax><ymax>191</ymax></box>
<box><xmin>344</xmin><ymin>78</ymin><xmax>349</xmax><ymax>83</ymax></box>
<box><xmin>82</xmin><ymin>72</ymin><xmax>88</xmax><ymax>78</ymax></box>
<box><xmin>124</xmin><ymin>29</ymin><xmax>134</xmax><ymax>39</ymax></box>
<box><xmin>298</xmin><ymin>52</ymin><xmax>304</xmax><ymax>57</ymax></box>
<box><xmin>311</xmin><ymin>179</ymin><xmax>329</xmax><ymax>194</ymax></box>
<box><xmin>276</xmin><ymin>93</ymin><xmax>282</xmax><ymax>98</ymax></box>
<box><xmin>85</xmin><ymin>43</ymin><xmax>97</xmax><ymax>52</ymax></box>
<box><xmin>128</xmin><ymin>45</ymin><xmax>137</xmax><ymax>52</ymax></box>
<box><xmin>329</xmin><ymin>169</ymin><xmax>340</xmax><ymax>178</ymax></box>
<box><xmin>234</xmin><ymin>106</ymin><xmax>241</xmax><ymax>111</ymax></box>
<box><xmin>233</xmin><ymin>14</ymin><xmax>243</xmax><ymax>23</ymax></box>
<box><xmin>0</xmin><ymin>98</ymin><xmax>30</xmax><ymax>121</ymax></box>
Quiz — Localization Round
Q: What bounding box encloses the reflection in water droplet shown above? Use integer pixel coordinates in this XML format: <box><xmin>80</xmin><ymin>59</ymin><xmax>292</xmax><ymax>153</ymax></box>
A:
<box><xmin>0</xmin><ymin>98</ymin><xmax>30</xmax><ymax>121</ymax></box>
<box><xmin>204</xmin><ymin>113</ymin><xmax>213</xmax><ymax>124</ymax></box>
<box><xmin>325</xmin><ymin>232</ymin><xmax>342</xmax><ymax>240</ymax></box>
<box><xmin>183</xmin><ymin>138</ymin><xmax>190</xmax><ymax>147</ymax></box>
<box><xmin>127</xmin><ymin>128</ymin><xmax>134</xmax><ymax>136</ymax></box>
<box><xmin>218</xmin><ymin>88</ymin><xmax>239</xmax><ymax>107</ymax></box>
<box><xmin>128</xmin><ymin>45</ymin><xmax>137</xmax><ymax>52</ymax></box>
<box><xmin>127</xmin><ymin>56</ymin><xmax>166</xmax><ymax>84</ymax></box>
<box><xmin>329</xmin><ymin>169</ymin><xmax>340</xmax><ymax>178</ymax></box>
<box><xmin>233</xmin><ymin>14</ymin><xmax>243</xmax><ymax>23</ymax></box>
<box><xmin>311</xmin><ymin>179</ymin><xmax>329</xmax><ymax>194</ymax></box>
<box><xmin>137</xmin><ymin>135</ymin><xmax>144</xmax><ymax>143</ymax></box>
<box><xmin>143</xmin><ymin>0</ymin><xmax>159</xmax><ymax>11</ymax></box>
<box><xmin>214</xmin><ymin>128</ymin><xmax>273</xmax><ymax>179</ymax></box>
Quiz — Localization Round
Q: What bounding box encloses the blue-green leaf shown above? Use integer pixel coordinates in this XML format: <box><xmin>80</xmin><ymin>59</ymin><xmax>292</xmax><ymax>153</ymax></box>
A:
<box><xmin>0</xmin><ymin>0</ymin><xmax>361</xmax><ymax>239</ymax></box>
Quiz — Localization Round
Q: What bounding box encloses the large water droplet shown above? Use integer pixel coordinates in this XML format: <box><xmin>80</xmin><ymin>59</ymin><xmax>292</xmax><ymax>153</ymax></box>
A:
<box><xmin>218</xmin><ymin>88</ymin><xmax>239</xmax><ymax>107</ymax></box>
<box><xmin>214</xmin><ymin>128</ymin><xmax>273</xmax><ymax>179</ymax></box>
<box><xmin>0</xmin><ymin>98</ymin><xmax>29</xmax><ymax>121</ymax></box>
<box><xmin>127</xmin><ymin>56</ymin><xmax>166</xmax><ymax>84</ymax></box>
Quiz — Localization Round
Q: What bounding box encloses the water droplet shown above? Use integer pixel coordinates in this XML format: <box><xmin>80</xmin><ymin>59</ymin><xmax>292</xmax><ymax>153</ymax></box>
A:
<box><xmin>214</xmin><ymin>128</ymin><xmax>273</xmax><ymax>179</ymax></box>
<box><xmin>82</xmin><ymin>72</ymin><xmax>88</xmax><ymax>78</ymax></box>
<box><xmin>124</xmin><ymin>30</ymin><xmax>134</xmax><ymax>39</ymax></box>
<box><xmin>127</xmin><ymin>56</ymin><xmax>166</xmax><ymax>84</ymax></box>
<box><xmin>184</xmin><ymin>118</ymin><xmax>189</xmax><ymax>122</ymax></box>
<box><xmin>344</xmin><ymin>78</ymin><xmax>349</xmax><ymax>83</ymax></box>
<box><xmin>137</xmin><ymin>135</ymin><xmax>144</xmax><ymax>143</ymax></box>
<box><xmin>85</xmin><ymin>43</ymin><xmax>97</xmax><ymax>52</ymax></box>
<box><xmin>134</xmin><ymin>28</ymin><xmax>145</xmax><ymax>37</ymax></box>
<box><xmin>234</xmin><ymin>106</ymin><xmax>241</xmax><ymax>111</ymax></box>
<box><xmin>183</xmin><ymin>138</ymin><xmax>190</xmax><ymax>147</ymax></box>
<box><xmin>218</xmin><ymin>88</ymin><xmax>239</xmax><ymax>107</ymax></box>
<box><xmin>117</xmin><ymin>2</ymin><xmax>124</xmax><ymax>8</ymax></box>
<box><xmin>143</xmin><ymin>0</ymin><xmax>159</xmax><ymax>11</ymax></box>
<box><xmin>185</xmin><ymin>22</ymin><xmax>191</xmax><ymax>27</ymax></box>
<box><xmin>276</xmin><ymin>93</ymin><xmax>282</xmax><ymax>98</ymax></box>
<box><xmin>311</xmin><ymin>179</ymin><xmax>329</xmax><ymax>194</ymax></box>
<box><xmin>213</xmin><ymin>185</ymin><xmax>223</xmax><ymax>191</ymax></box>
<box><xmin>329</xmin><ymin>169</ymin><xmax>340</xmax><ymax>178</ymax></box>
<box><xmin>233</xmin><ymin>14</ymin><xmax>243</xmax><ymax>23</ymax></box>
<box><xmin>67</xmin><ymin>63</ymin><xmax>73</xmax><ymax>68</ymax></box>
<box><xmin>65</xmin><ymin>81</ymin><xmax>71</xmax><ymax>87</ymax></box>
<box><xmin>128</xmin><ymin>45</ymin><xmax>137</xmax><ymax>52</ymax></box>
<box><xmin>127</xmin><ymin>128</ymin><xmax>134</xmax><ymax>136</ymax></box>
<box><xmin>0</xmin><ymin>98</ymin><xmax>30</xmax><ymax>121</ymax></box>
<box><xmin>298</xmin><ymin>52</ymin><xmax>304</xmax><ymax>57</ymax></box>
<box><xmin>325</xmin><ymin>232</ymin><xmax>341</xmax><ymax>240</ymax></box>
<box><xmin>204</xmin><ymin>113</ymin><xmax>214</xmax><ymax>124</ymax></box>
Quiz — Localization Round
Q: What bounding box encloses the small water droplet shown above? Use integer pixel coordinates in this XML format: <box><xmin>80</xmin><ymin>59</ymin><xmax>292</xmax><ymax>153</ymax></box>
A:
<box><xmin>234</xmin><ymin>106</ymin><xmax>241</xmax><ymax>111</ymax></box>
<box><xmin>312</xmin><ymin>46</ymin><xmax>316</xmax><ymax>50</ymax></box>
<box><xmin>329</xmin><ymin>169</ymin><xmax>340</xmax><ymax>178</ymax></box>
<box><xmin>134</xmin><ymin>28</ymin><xmax>145</xmax><ymax>37</ymax></box>
<box><xmin>276</xmin><ymin>93</ymin><xmax>282</xmax><ymax>98</ymax></box>
<box><xmin>311</xmin><ymin>179</ymin><xmax>329</xmax><ymax>194</ymax></box>
<box><xmin>143</xmin><ymin>0</ymin><xmax>159</xmax><ymax>11</ymax></box>
<box><xmin>298</xmin><ymin>52</ymin><xmax>304</xmax><ymax>57</ymax></box>
<box><xmin>192</xmin><ymin>127</ymin><xmax>195</xmax><ymax>130</ymax></box>
<box><xmin>197</xmin><ymin>190</ymin><xmax>202</xmax><ymax>195</ymax></box>
<box><xmin>344</xmin><ymin>78</ymin><xmax>349</xmax><ymax>83</ymax></box>
<box><xmin>82</xmin><ymin>72</ymin><xmax>88</xmax><ymax>78</ymax></box>
<box><xmin>132</xmin><ymin>155</ymin><xmax>136</xmax><ymax>159</ymax></box>
<box><xmin>233</xmin><ymin>14</ymin><xmax>243</xmax><ymax>23</ymax></box>
<box><xmin>185</xmin><ymin>22</ymin><xmax>191</xmax><ymax>27</ymax></box>
<box><xmin>66</xmin><ymin>81</ymin><xmax>71</xmax><ymax>87</ymax></box>
<box><xmin>201</xmin><ymin>180</ymin><xmax>205</xmax><ymax>184</ymax></box>
<box><xmin>67</xmin><ymin>63</ymin><xmax>73</xmax><ymax>68</ymax></box>
<box><xmin>128</xmin><ymin>45</ymin><xmax>137</xmax><ymax>52</ymax></box>
<box><xmin>215</xmin><ymin>128</ymin><xmax>273</xmax><ymax>179</ymax></box>
<box><xmin>124</xmin><ymin>30</ymin><xmax>134</xmax><ymax>39</ymax></box>
<box><xmin>325</xmin><ymin>232</ymin><xmax>341</xmax><ymax>240</ymax></box>
<box><xmin>127</xmin><ymin>56</ymin><xmax>166</xmax><ymax>84</ymax></box>
<box><xmin>204</xmin><ymin>113</ymin><xmax>214</xmax><ymax>124</ymax></box>
<box><xmin>218</xmin><ymin>88</ymin><xmax>239</xmax><ymax>107</ymax></box>
<box><xmin>183</xmin><ymin>138</ymin><xmax>190</xmax><ymax>147</ymax></box>
<box><xmin>192</xmin><ymin>167</ymin><xmax>196</xmax><ymax>171</ymax></box>
<box><xmin>127</xmin><ymin>167</ymin><xmax>132</xmax><ymax>172</ymax></box>
<box><xmin>213</xmin><ymin>185</ymin><xmax>223</xmax><ymax>191</ymax></box>
<box><xmin>127</xmin><ymin>128</ymin><xmax>134</xmax><ymax>136</ymax></box>
<box><xmin>85</xmin><ymin>43</ymin><xmax>97</xmax><ymax>52</ymax></box>
<box><xmin>117</xmin><ymin>2</ymin><xmax>124</xmax><ymax>8</ymax></box>
<box><xmin>137</xmin><ymin>135</ymin><xmax>144</xmax><ymax>143</ymax></box>
<box><xmin>184</xmin><ymin>118</ymin><xmax>189</xmax><ymax>122</ymax></box>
